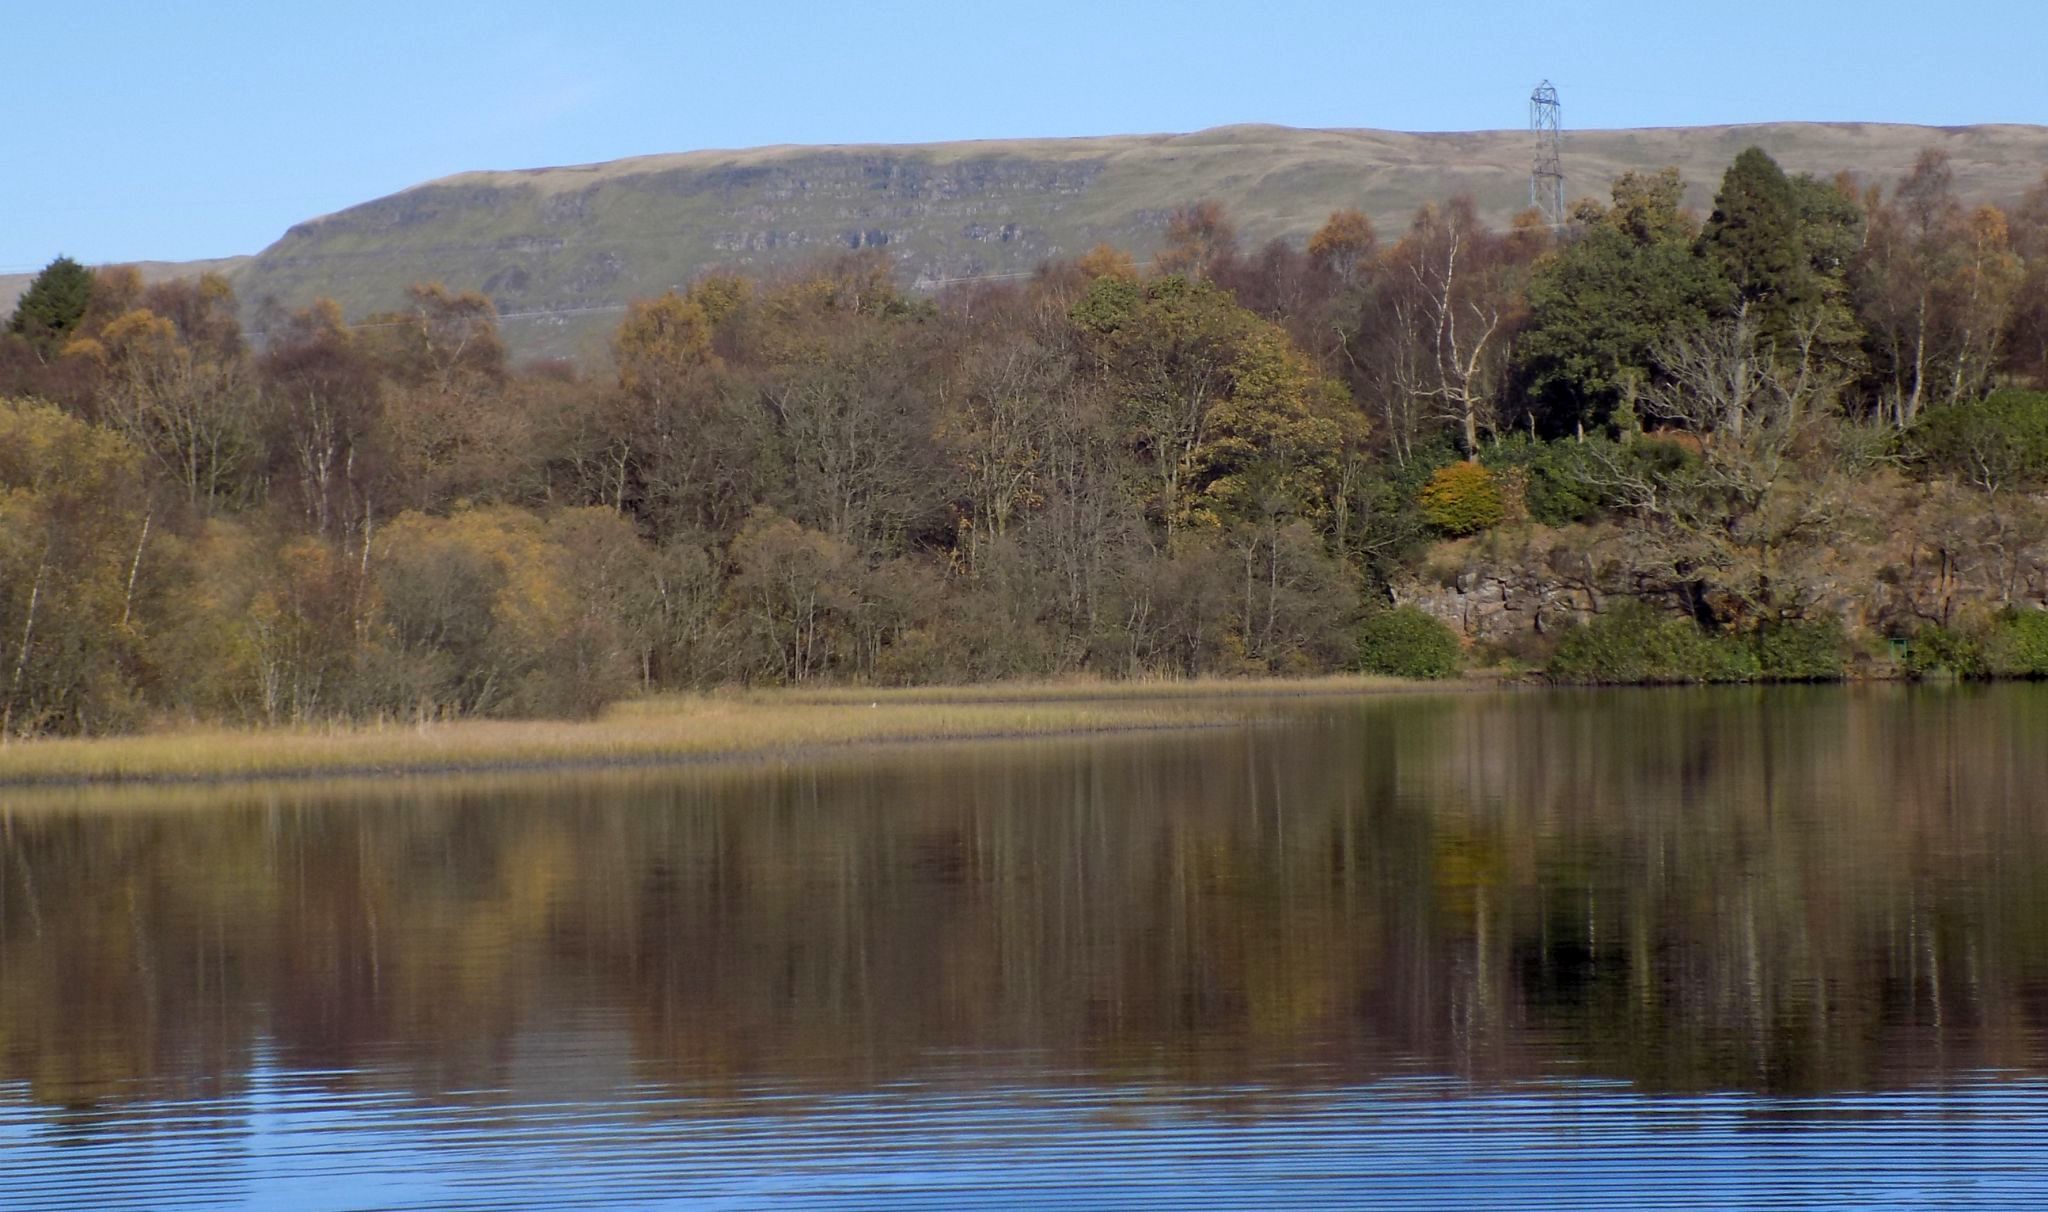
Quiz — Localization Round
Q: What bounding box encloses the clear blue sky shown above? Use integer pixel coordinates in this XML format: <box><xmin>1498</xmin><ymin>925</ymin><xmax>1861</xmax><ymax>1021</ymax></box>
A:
<box><xmin>6</xmin><ymin>0</ymin><xmax>2043</xmax><ymax>271</ymax></box>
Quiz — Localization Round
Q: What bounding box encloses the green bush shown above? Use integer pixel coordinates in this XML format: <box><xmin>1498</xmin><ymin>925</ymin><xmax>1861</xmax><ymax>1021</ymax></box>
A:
<box><xmin>1550</xmin><ymin>604</ymin><xmax>1851</xmax><ymax>685</ymax></box>
<box><xmin>1479</xmin><ymin>434</ymin><xmax>1695</xmax><ymax>527</ymax></box>
<box><xmin>1904</xmin><ymin>613</ymin><xmax>2048</xmax><ymax>679</ymax></box>
<box><xmin>1905</xmin><ymin>390</ymin><xmax>2048</xmax><ymax>489</ymax></box>
<box><xmin>1982</xmin><ymin>610</ymin><xmax>2048</xmax><ymax>677</ymax></box>
<box><xmin>1548</xmin><ymin>600</ymin><xmax>1759</xmax><ymax>684</ymax></box>
<box><xmin>1904</xmin><ymin>625</ymin><xmax>1984</xmax><ymax>678</ymax></box>
<box><xmin>1356</xmin><ymin>606</ymin><xmax>1463</xmax><ymax>680</ymax></box>
<box><xmin>1418</xmin><ymin>461</ymin><xmax>1506</xmax><ymax>535</ymax></box>
<box><xmin>1755</xmin><ymin>619</ymin><xmax>1849</xmax><ymax>681</ymax></box>
<box><xmin>1482</xmin><ymin>436</ymin><xmax>1601</xmax><ymax>525</ymax></box>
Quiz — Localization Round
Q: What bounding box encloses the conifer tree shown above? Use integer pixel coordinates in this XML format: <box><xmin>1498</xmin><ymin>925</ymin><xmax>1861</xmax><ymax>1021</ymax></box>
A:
<box><xmin>6</xmin><ymin>255</ymin><xmax>93</xmax><ymax>356</ymax></box>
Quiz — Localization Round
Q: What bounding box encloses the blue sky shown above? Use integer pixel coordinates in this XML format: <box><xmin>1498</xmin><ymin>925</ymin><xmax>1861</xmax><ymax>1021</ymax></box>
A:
<box><xmin>6</xmin><ymin>0</ymin><xmax>2043</xmax><ymax>270</ymax></box>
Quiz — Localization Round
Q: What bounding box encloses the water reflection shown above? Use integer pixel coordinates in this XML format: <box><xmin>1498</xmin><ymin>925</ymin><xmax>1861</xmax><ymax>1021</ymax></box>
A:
<box><xmin>7</xmin><ymin>684</ymin><xmax>2048</xmax><ymax>1110</ymax></box>
<box><xmin>5</xmin><ymin>685</ymin><xmax>2048</xmax><ymax>1204</ymax></box>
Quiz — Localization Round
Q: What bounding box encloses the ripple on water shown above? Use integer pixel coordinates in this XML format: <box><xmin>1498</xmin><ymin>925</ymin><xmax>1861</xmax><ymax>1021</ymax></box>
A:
<box><xmin>6</xmin><ymin>1066</ymin><xmax>2048</xmax><ymax>1209</ymax></box>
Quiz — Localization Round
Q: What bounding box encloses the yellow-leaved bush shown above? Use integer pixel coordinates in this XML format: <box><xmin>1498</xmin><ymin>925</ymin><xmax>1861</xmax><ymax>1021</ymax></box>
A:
<box><xmin>1418</xmin><ymin>461</ymin><xmax>1507</xmax><ymax>536</ymax></box>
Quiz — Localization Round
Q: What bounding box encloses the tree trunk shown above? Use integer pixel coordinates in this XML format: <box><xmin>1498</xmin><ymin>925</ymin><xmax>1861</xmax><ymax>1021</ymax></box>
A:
<box><xmin>3</xmin><ymin>552</ymin><xmax>50</xmax><ymax>740</ymax></box>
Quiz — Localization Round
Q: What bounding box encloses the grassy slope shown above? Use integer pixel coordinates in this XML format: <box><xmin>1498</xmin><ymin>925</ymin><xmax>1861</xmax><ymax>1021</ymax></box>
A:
<box><xmin>13</xmin><ymin>124</ymin><xmax>2043</xmax><ymax>357</ymax></box>
<box><xmin>0</xmin><ymin>675</ymin><xmax>1449</xmax><ymax>787</ymax></box>
<box><xmin>223</xmin><ymin>122</ymin><xmax>2048</xmax><ymax>361</ymax></box>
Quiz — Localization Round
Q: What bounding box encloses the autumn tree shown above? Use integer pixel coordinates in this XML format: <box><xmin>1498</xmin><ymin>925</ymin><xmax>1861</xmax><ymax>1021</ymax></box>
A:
<box><xmin>601</xmin><ymin>288</ymin><xmax>723</xmax><ymax>522</ymax></box>
<box><xmin>1153</xmin><ymin>200</ymin><xmax>1238</xmax><ymax>283</ymax></box>
<box><xmin>259</xmin><ymin>299</ymin><xmax>384</xmax><ymax>541</ymax></box>
<box><xmin>724</xmin><ymin>511</ymin><xmax>861</xmax><ymax>683</ymax></box>
<box><xmin>0</xmin><ymin>400</ymin><xmax>156</xmax><ymax>735</ymax></box>
<box><xmin>58</xmin><ymin>273</ymin><xmax>257</xmax><ymax>511</ymax></box>
<box><xmin>1075</xmin><ymin>274</ymin><xmax>1349</xmax><ymax>543</ymax></box>
<box><xmin>364</xmin><ymin>507</ymin><xmax>635</xmax><ymax>717</ymax></box>
<box><xmin>367</xmin><ymin>284</ymin><xmax>519</xmax><ymax>511</ymax></box>
<box><xmin>1075</xmin><ymin>243</ymin><xmax>1139</xmax><ymax>283</ymax></box>
<box><xmin>1378</xmin><ymin>197</ymin><xmax>1535</xmax><ymax>453</ymax></box>
<box><xmin>2005</xmin><ymin>174</ymin><xmax>2048</xmax><ymax>384</ymax></box>
<box><xmin>1851</xmin><ymin>150</ymin><xmax>2020</xmax><ymax>425</ymax></box>
<box><xmin>1307</xmin><ymin>209</ymin><xmax>1378</xmax><ymax>293</ymax></box>
<box><xmin>937</xmin><ymin>320</ymin><xmax>1069</xmax><ymax>571</ymax></box>
<box><xmin>754</xmin><ymin>306</ymin><xmax>944</xmax><ymax>554</ymax></box>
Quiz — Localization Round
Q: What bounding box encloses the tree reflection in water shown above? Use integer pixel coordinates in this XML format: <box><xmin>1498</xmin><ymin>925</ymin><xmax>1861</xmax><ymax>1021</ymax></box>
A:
<box><xmin>5</xmin><ymin>684</ymin><xmax>2048</xmax><ymax>1113</ymax></box>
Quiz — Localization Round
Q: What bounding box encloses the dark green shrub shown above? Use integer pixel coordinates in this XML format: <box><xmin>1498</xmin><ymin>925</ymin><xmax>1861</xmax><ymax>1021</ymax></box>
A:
<box><xmin>1548</xmin><ymin>600</ymin><xmax>1759</xmax><ymax>684</ymax></box>
<box><xmin>1903</xmin><ymin>613</ymin><xmax>2048</xmax><ymax>679</ymax></box>
<box><xmin>1356</xmin><ymin>606</ymin><xmax>1463</xmax><ymax>680</ymax></box>
<box><xmin>1904</xmin><ymin>625</ymin><xmax>1984</xmax><ymax>678</ymax></box>
<box><xmin>1905</xmin><ymin>390</ymin><xmax>2048</xmax><ymax>489</ymax></box>
<box><xmin>1483</xmin><ymin>435</ymin><xmax>1602</xmax><ymax>525</ymax></box>
<box><xmin>1479</xmin><ymin>434</ymin><xmax>1695</xmax><ymax>527</ymax></box>
<box><xmin>1755</xmin><ymin>619</ymin><xmax>1849</xmax><ymax>680</ymax></box>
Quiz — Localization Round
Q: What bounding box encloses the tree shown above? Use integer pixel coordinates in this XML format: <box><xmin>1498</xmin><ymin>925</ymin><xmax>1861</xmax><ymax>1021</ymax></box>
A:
<box><xmin>1377</xmin><ymin>197</ymin><xmax>1535</xmax><ymax>453</ymax></box>
<box><xmin>1643</xmin><ymin>311</ymin><xmax>1779</xmax><ymax>441</ymax></box>
<box><xmin>1153</xmin><ymin>200</ymin><xmax>1238</xmax><ymax>282</ymax></box>
<box><xmin>1906</xmin><ymin>389</ymin><xmax>2048</xmax><ymax>495</ymax></box>
<box><xmin>1222</xmin><ymin>517</ymin><xmax>1357</xmax><ymax>673</ymax></box>
<box><xmin>725</xmin><ymin>511</ymin><xmax>861</xmax><ymax>683</ymax></box>
<box><xmin>58</xmin><ymin>274</ymin><xmax>258</xmax><ymax>512</ymax></box>
<box><xmin>1701</xmin><ymin>148</ymin><xmax>1808</xmax><ymax>343</ymax></box>
<box><xmin>937</xmin><ymin>325</ymin><xmax>1067</xmax><ymax>571</ymax></box>
<box><xmin>367</xmin><ymin>283</ymin><xmax>505</xmax><ymax>388</ymax></box>
<box><xmin>757</xmin><ymin>316</ymin><xmax>942</xmax><ymax>554</ymax></box>
<box><xmin>2005</xmin><ymin>174</ymin><xmax>2048</xmax><ymax>385</ymax></box>
<box><xmin>259</xmin><ymin>299</ymin><xmax>383</xmax><ymax>541</ymax></box>
<box><xmin>1075</xmin><ymin>243</ymin><xmax>1139</xmax><ymax>283</ymax></box>
<box><xmin>1942</xmin><ymin>206</ymin><xmax>2023</xmax><ymax>405</ymax></box>
<box><xmin>1699</xmin><ymin>149</ymin><xmax>1868</xmax><ymax>401</ymax></box>
<box><xmin>1586</xmin><ymin>316</ymin><xmax>1855</xmax><ymax>629</ymax></box>
<box><xmin>366</xmin><ymin>284</ymin><xmax>524</xmax><ymax>511</ymax></box>
<box><xmin>365</xmin><ymin>507</ymin><xmax>632</xmax><ymax>717</ymax></box>
<box><xmin>6</xmin><ymin>256</ymin><xmax>93</xmax><ymax>358</ymax></box>
<box><xmin>0</xmin><ymin>399</ymin><xmax>155</xmax><ymax>735</ymax></box>
<box><xmin>602</xmin><ymin>289</ymin><xmax>724</xmax><ymax>522</ymax></box>
<box><xmin>1850</xmin><ymin>150</ymin><xmax>2014</xmax><ymax>426</ymax></box>
<box><xmin>1076</xmin><ymin>275</ymin><xmax>1350</xmax><ymax>542</ymax></box>
<box><xmin>1515</xmin><ymin>169</ymin><xmax>1727</xmax><ymax>435</ymax></box>
<box><xmin>1307</xmin><ymin>209</ymin><xmax>1378</xmax><ymax>293</ymax></box>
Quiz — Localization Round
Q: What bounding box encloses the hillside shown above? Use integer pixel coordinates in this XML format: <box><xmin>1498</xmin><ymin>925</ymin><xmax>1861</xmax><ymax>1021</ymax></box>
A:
<box><xmin>18</xmin><ymin>123</ymin><xmax>2048</xmax><ymax>359</ymax></box>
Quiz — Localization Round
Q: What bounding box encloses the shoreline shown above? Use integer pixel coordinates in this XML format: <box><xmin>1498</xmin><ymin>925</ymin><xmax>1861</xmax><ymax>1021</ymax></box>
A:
<box><xmin>0</xmin><ymin>675</ymin><xmax>1481</xmax><ymax>790</ymax></box>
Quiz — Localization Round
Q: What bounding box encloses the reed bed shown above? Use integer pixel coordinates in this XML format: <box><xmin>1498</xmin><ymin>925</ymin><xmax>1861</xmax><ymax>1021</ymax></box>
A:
<box><xmin>0</xmin><ymin>675</ymin><xmax>1442</xmax><ymax>787</ymax></box>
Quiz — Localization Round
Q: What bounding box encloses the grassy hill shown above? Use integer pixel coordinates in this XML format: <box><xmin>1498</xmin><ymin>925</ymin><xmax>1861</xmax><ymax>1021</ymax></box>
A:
<box><xmin>17</xmin><ymin>123</ymin><xmax>2048</xmax><ymax>360</ymax></box>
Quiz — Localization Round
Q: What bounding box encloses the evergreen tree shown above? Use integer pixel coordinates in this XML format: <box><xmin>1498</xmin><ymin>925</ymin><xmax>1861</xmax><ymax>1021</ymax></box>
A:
<box><xmin>1698</xmin><ymin>148</ymin><xmax>1867</xmax><ymax>383</ymax></box>
<box><xmin>1701</xmin><ymin>148</ymin><xmax>1807</xmax><ymax>341</ymax></box>
<box><xmin>6</xmin><ymin>255</ymin><xmax>93</xmax><ymax>355</ymax></box>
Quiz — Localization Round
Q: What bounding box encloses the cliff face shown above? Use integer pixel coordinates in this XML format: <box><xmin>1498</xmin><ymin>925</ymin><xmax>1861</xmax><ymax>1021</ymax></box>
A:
<box><xmin>23</xmin><ymin>122</ymin><xmax>2048</xmax><ymax>360</ymax></box>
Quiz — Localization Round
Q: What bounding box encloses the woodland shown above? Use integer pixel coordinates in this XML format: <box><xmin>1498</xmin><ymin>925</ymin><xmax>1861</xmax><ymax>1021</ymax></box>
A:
<box><xmin>4</xmin><ymin>146</ymin><xmax>2048</xmax><ymax>735</ymax></box>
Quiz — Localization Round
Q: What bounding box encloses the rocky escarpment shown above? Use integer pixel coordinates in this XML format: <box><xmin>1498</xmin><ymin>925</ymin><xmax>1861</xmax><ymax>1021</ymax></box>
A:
<box><xmin>238</xmin><ymin>151</ymin><xmax>1126</xmax><ymax>356</ymax></box>
<box><xmin>218</xmin><ymin>122</ymin><xmax>2048</xmax><ymax>360</ymax></box>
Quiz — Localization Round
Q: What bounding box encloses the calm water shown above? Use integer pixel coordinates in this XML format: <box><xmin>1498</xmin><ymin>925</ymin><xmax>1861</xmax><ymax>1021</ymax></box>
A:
<box><xmin>6</xmin><ymin>685</ymin><xmax>2048</xmax><ymax>1208</ymax></box>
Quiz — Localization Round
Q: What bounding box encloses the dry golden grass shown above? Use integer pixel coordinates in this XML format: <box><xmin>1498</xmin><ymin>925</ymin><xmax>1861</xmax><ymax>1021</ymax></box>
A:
<box><xmin>0</xmin><ymin>675</ymin><xmax>1442</xmax><ymax>787</ymax></box>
